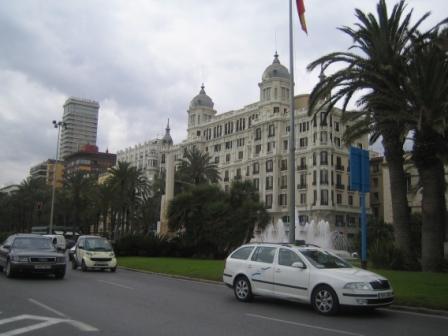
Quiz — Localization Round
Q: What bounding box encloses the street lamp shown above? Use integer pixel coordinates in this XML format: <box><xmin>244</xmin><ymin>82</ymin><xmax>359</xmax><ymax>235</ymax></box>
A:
<box><xmin>49</xmin><ymin>120</ymin><xmax>67</xmax><ymax>234</ymax></box>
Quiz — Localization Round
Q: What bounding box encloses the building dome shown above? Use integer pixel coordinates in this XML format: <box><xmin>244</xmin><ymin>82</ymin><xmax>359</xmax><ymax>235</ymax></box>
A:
<box><xmin>262</xmin><ymin>52</ymin><xmax>290</xmax><ymax>81</ymax></box>
<box><xmin>189</xmin><ymin>84</ymin><xmax>214</xmax><ymax>109</ymax></box>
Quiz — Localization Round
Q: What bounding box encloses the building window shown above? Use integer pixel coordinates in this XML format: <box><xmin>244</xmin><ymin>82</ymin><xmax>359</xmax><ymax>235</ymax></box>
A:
<box><xmin>253</xmin><ymin>178</ymin><xmax>259</xmax><ymax>190</ymax></box>
<box><xmin>335</xmin><ymin>121</ymin><xmax>340</xmax><ymax>132</ymax></box>
<box><xmin>299</xmin><ymin>137</ymin><xmax>308</xmax><ymax>148</ymax></box>
<box><xmin>283</xmin><ymin>140</ymin><xmax>288</xmax><ymax>151</ymax></box>
<box><xmin>299</xmin><ymin>173</ymin><xmax>307</xmax><ymax>188</ymax></box>
<box><xmin>266</xmin><ymin>160</ymin><xmax>273</xmax><ymax>172</ymax></box>
<box><xmin>335</xmin><ymin>215</ymin><xmax>344</xmax><ymax>227</ymax></box>
<box><xmin>273</xmin><ymin>106</ymin><xmax>279</xmax><ymax>113</ymax></box>
<box><xmin>267</xmin><ymin>141</ymin><xmax>275</xmax><ymax>153</ymax></box>
<box><xmin>321</xmin><ymin>190</ymin><xmax>329</xmax><ymax>205</ymax></box>
<box><xmin>238</xmin><ymin>151</ymin><xmax>243</xmax><ymax>160</ymax></box>
<box><xmin>246</xmin><ymin>165</ymin><xmax>250</xmax><ymax>176</ymax></box>
<box><xmin>336</xmin><ymin>193</ymin><xmax>342</xmax><ymax>205</ymax></box>
<box><xmin>334</xmin><ymin>137</ymin><xmax>341</xmax><ymax>148</ymax></box>
<box><xmin>280</xmin><ymin>159</ymin><xmax>287</xmax><ymax>171</ymax></box>
<box><xmin>215</xmin><ymin>156</ymin><xmax>220</xmax><ymax>164</ymax></box>
<box><xmin>320</xmin><ymin>151</ymin><xmax>328</xmax><ymax>165</ymax></box>
<box><xmin>235</xmin><ymin>168</ymin><xmax>242</xmax><ymax>180</ymax></box>
<box><xmin>320</xmin><ymin>169</ymin><xmax>329</xmax><ymax>185</ymax></box>
<box><xmin>255</xmin><ymin>144</ymin><xmax>262</xmax><ymax>155</ymax></box>
<box><xmin>268</xmin><ymin>124</ymin><xmax>275</xmax><ymax>137</ymax></box>
<box><xmin>225</xmin><ymin>141</ymin><xmax>232</xmax><ymax>149</ymax></box>
<box><xmin>224</xmin><ymin>170</ymin><xmax>229</xmax><ymax>182</ymax></box>
<box><xmin>214</xmin><ymin>144</ymin><xmax>221</xmax><ymax>152</ymax></box>
<box><xmin>279</xmin><ymin>194</ymin><xmax>287</xmax><ymax>206</ymax></box>
<box><xmin>313</xmin><ymin>190</ymin><xmax>317</xmax><ymax>205</ymax></box>
<box><xmin>280</xmin><ymin>175</ymin><xmax>287</xmax><ymax>189</ymax></box>
<box><xmin>348</xmin><ymin>195</ymin><xmax>353</xmax><ymax>206</ymax></box>
<box><xmin>347</xmin><ymin>216</ymin><xmax>356</xmax><ymax>227</ymax></box>
<box><xmin>300</xmin><ymin>193</ymin><xmax>306</xmax><ymax>205</ymax></box>
<box><xmin>226</xmin><ymin>154</ymin><xmax>231</xmax><ymax>162</ymax></box>
<box><xmin>265</xmin><ymin>194</ymin><xmax>273</xmax><ymax>209</ymax></box>
<box><xmin>266</xmin><ymin>176</ymin><xmax>273</xmax><ymax>190</ymax></box>
<box><xmin>253</xmin><ymin>162</ymin><xmax>260</xmax><ymax>174</ymax></box>
<box><xmin>320</xmin><ymin>131</ymin><xmax>328</xmax><ymax>144</ymax></box>
<box><xmin>255</xmin><ymin>128</ymin><xmax>262</xmax><ymax>140</ymax></box>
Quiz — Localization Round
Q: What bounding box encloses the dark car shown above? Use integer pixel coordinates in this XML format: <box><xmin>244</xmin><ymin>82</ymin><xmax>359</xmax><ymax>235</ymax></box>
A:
<box><xmin>0</xmin><ymin>234</ymin><xmax>66</xmax><ymax>279</ymax></box>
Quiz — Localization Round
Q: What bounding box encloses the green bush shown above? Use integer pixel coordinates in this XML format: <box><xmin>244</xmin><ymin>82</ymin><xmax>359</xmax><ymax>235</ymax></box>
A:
<box><xmin>114</xmin><ymin>234</ymin><xmax>170</xmax><ymax>257</ymax></box>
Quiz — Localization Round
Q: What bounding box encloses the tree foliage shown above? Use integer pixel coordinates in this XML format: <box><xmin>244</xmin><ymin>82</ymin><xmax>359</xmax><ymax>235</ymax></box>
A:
<box><xmin>167</xmin><ymin>181</ymin><xmax>268</xmax><ymax>258</ymax></box>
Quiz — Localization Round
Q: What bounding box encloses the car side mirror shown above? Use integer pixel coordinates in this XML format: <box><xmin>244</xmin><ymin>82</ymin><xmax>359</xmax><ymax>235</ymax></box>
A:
<box><xmin>78</xmin><ymin>245</ymin><xmax>83</xmax><ymax>250</ymax></box>
<box><xmin>3</xmin><ymin>245</ymin><xmax>11</xmax><ymax>250</ymax></box>
<box><xmin>292</xmin><ymin>261</ymin><xmax>306</xmax><ymax>269</ymax></box>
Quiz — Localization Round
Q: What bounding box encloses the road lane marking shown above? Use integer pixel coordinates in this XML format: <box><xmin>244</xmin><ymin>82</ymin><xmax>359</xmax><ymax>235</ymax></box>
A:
<box><xmin>0</xmin><ymin>319</ymin><xmax>60</xmax><ymax>336</ymax></box>
<box><xmin>97</xmin><ymin>279</ymin><xmax>134</xmax><ymax>290</ymax></box>
<box><xmin>0</xmin><ymin>314</ymin><xmax>98</xmax><ymax>335</ymax></box>
<box><xmin>28</xmin><ymin>298</ymin><xmax>67</xmax><ymax>318</ymax></box>
<box><xmin>246</xmin><ymin>313</ymin><xmax>365</xmax><ymax>336</ymax></box>
<box><xmin>382</xmin><ymin>309</ymin><xmax>448</xmax><ymax>321</ymax></box>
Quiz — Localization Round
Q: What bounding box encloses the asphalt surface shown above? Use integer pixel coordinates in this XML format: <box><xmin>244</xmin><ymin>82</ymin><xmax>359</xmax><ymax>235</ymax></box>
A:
<box><xmin>0</xmin><ymin>263</ymin><xmax>447</xmax><ymax>336</ymax></box>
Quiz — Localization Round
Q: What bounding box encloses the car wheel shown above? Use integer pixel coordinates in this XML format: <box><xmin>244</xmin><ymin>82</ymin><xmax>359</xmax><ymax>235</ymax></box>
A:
<box><xmin>110</xmin><ymin>267</ymin><xmax>116</xmax><ymax>272</ymax></box>
<box><xmin>312</xmin><ymin>285</ymin><xmax>339</xmax><ymax>315</ymax></box>
<box><xmin>55</xmin><ymin>270</ymin><xmax>65</xmax><ymax>279</ymax></box>
<box><xmin>234</xmin><ymin>276</ymin><xmax>253</xmax><ymax>302</ymax></box>
<box><xmin>5</xmin><ymin>260</ymin><xmax>15</xmax><ymax>278</ymax></box>
<box><xmin>81</xmin><ymin>260</ymin><xmax>88</xmax><ymax>272</ymax></box>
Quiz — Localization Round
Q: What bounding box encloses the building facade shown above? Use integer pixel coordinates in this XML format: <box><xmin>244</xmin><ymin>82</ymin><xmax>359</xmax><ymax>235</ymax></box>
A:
<box><xmin>163</xmin><ymin>53</ymin><xmax>369</xmax><ymax>239</ymax></box>
<box><xmin>116</xmin><ymin>121</ymin><xmax>173</xmax><ymax>182</ymax></box>
<box><xmin>59</xmin><ymin>97</ymin><xmax>99</xmax><ymax>159</ymax></box>
<box><xmin>64</xmin><ymin>144</ymin><xmax>116</xmax><ymax>178</ymax></box>
<box><xmin>29</xmin><ymin>159</ymin><xmax>64</xmax><ymax>188</ymax></box>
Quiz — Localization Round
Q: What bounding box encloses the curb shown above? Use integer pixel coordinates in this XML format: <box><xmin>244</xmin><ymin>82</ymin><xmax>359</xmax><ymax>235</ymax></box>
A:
<box><xmin>118</xmin><ymin>266</ymin><xmax>448</xmax><ymax>317</ymax></box>
<box><xmin>387</xmin><ymin>305</ymin><xmax>448</xmax><ymax>318</ymax></box>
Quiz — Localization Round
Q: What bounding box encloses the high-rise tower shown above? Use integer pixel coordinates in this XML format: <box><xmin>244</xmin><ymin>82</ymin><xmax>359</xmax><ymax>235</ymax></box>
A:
<box><xmin>59</xmin><ymin>97</ymin><xmax>99</xmax><ymax>159</ymax></box>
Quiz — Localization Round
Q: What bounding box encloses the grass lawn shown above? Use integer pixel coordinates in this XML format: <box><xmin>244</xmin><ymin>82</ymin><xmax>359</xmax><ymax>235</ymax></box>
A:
<box><xmin>118</xmin><ymin>257</ymin><xmax>448</xmax><ymax>310</ymax></box>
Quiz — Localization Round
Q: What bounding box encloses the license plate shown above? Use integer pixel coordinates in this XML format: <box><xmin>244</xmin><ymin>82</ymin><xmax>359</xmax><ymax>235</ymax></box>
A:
<box><xmin>34</xmin><ymin>265</ymin><xmax>51</xmax><ymax>270</ymax></box>
<box><xmin>378</xmin><ymin>292</ymin><xmax>393</xmax><ymax>298</ymax></box>
<box><xmin>95</xmin><ymin>263</ymin><xmax>108</xmax><ymax>266</ymax></box>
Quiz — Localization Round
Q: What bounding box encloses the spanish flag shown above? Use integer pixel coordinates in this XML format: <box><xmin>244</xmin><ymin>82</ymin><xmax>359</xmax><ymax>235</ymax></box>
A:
<box><xmin>296</xmin><ymin>0</ymin><xmax>307</xmax><ymax>34</ymax></box>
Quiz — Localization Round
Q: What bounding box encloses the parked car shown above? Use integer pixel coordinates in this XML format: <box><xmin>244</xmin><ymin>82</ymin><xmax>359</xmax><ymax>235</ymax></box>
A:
<box><xmin>43</xmin><ymin>234</ymin><xmax>66</xmax><ymax>252</ymax></box>
<box><xmin>223</xmin><ymin>243</ymin><xmax>394</xmax><ymax>315</ymax></box>
<box><xmin>72</xmin><ymin>235</ymin><xmax>117</xmax><ymax>272</ymax></box>
<box><xmin>0</xmin><ymin>234</ymin><xmax>66</xmax><ymax>279</ymax></box>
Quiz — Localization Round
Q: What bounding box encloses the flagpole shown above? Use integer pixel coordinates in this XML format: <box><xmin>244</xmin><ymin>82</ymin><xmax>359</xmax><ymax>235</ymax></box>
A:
<box><xmin>288</xmin><ymin>0</ymin><xmax>296</xmax><ymax>244</ymax></box>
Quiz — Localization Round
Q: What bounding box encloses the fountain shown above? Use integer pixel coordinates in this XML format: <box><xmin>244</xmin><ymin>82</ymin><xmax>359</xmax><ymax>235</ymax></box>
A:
<box><xmin>253</xmin><ymin>219</ymin><xmax>353</xmax><ymax>259</ymax></box>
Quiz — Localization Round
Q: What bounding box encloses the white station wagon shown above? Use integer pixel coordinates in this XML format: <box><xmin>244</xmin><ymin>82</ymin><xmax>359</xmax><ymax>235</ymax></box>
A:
<box><xmin>223</xmin><ymin>243</ymin><xmax>394</xmax><ymax>315</ymax></box>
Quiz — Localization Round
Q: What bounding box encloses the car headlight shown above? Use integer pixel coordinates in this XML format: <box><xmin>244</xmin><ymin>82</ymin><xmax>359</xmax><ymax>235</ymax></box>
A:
<box><xmin>109</xmin><ymin>252</ymin><xmax>115</xmax><ymax>257</ymax></box>
<box><xmin>85</xmin><ymin>252</ymin><xmax>93</xmax><ymax>257</ymax></box>
<box><xmin>343</xmin><ymin>282</ymin><xmax>373</xmax><ymax>290</ymax></box>
<box><xmin>11</xmin><ymin>256</ymin><xmax>29</xmax><ymax>262</ymax></box>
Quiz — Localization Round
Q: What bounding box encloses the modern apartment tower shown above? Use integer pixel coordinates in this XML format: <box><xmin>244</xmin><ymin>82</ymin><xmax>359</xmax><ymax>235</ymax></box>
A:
<box><xmin>59</xmin><ymin>97</ymin><xmax>99</xmax><ymax>159</ymax></box>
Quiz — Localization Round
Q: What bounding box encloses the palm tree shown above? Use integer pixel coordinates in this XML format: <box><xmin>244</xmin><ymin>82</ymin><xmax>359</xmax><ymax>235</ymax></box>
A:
<box><xmin>307</xmin><ymin>0</ymin><xmax>429</xmax><ymax>268</ymax></box>
<box><xmin>106</xmin><ymin>161</ymin><xmax>149</xmax><ymax>238</ymax></box>
<box><xmin>63</xmin><ymin>171</ymin><xmax>97</xmax><ymax>234</ymax></box>
<box><xmin>400</xmin><ymin>26</ymin><xmax>448</xmax><ymax>271</ymax></box>
<box><xmin>176</xmin><ymin>146</ymin><xmax>220</xmax><ymax>187</ymax></box>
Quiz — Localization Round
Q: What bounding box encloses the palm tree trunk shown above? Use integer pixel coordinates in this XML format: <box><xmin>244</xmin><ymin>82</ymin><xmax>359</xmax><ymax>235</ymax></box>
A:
<box><xmin>382</xmin><ymin>131</ymin><xmax>413</xmax><ymax>268</ymax></box>
<box><xmin>414</xmin><ymin>130</ymin><xmax>446</xmax><ymax>272</ymax></box>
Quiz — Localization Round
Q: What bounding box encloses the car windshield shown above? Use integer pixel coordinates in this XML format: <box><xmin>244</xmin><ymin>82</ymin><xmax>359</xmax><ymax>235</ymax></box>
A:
<box><xmin>12</xmin><ymin>237</ymin><xmax>54</xmax><ymax>250</ymax></box>
<box><xmin>84</xmin><ymin>238</ymin><xmax>112</xmax><ymax>251</ymax></box>
<box><xmin>300</xmin><ymin>249</ymin><xmax>352</xmax><ymax>269</ymax></box>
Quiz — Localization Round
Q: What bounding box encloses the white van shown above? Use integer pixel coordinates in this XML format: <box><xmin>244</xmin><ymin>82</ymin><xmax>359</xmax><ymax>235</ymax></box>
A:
<box><xmin>44</xmin><ymin>234</ymin><xmax>67</xmax><ymax>252</ymax></box>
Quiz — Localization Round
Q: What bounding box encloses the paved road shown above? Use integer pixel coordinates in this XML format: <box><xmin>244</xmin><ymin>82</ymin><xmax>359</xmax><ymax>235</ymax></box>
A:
<box><xmin>0</xmin><ymin>264</ymin><xmax>447</xmax><ymax>336</ymax></box>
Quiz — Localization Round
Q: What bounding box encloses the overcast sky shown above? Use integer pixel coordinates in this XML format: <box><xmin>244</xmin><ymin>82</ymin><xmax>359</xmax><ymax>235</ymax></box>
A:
<box><xmin>0</xmin><ymin>0</ymin><xmax>445</xmax><ymax>187</ymax></box>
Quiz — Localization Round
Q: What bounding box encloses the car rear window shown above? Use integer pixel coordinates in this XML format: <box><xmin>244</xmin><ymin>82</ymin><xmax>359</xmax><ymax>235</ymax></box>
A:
<box><xmin>230</xmin><ymin>246</ymin><xmax>254</xmax><ymax>260</ymax></box>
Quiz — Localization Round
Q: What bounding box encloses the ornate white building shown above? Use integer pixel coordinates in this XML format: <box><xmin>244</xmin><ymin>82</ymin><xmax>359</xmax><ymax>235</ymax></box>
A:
<box><xmin>116</xmin><ymin>121</ymin><xmax>173</xmax><ymax>182</ymax></box>
<box><xmin>162</xmin><ymin>53</ymin><xmax>369</xmax><ymax>240</ymax></box>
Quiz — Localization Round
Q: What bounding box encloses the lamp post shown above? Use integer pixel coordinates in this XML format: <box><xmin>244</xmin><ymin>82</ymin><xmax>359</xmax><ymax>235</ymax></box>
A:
<box><xmin>49</xmin><ymin>120</ymin><xmax>67</xmax><ymax>234</ymax></box>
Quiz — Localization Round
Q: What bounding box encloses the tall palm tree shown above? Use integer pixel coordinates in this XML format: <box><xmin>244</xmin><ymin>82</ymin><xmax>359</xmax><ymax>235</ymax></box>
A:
<box><xmin>63</xmin><ymin>171</ymin><xmax>97</xmax><ymax>234</ymax></box>
<box><xmin>107</xmin><ymin>161</ymin><xmax>149</xmax><ymax>238</ymax></box>
<box><xmin>400</xmin><ymin>26</ymin><xmax>448</xmax><ymax>271</ymax></box>
<box><xmin>176</xmin><ymin>146</ymin><xmax>220</xmax><ymax>186</ymax></box>
<box><xmin>307</xmin><ymin>0</ymin><xmax>429</xmax><ymax>268</ymax></box>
